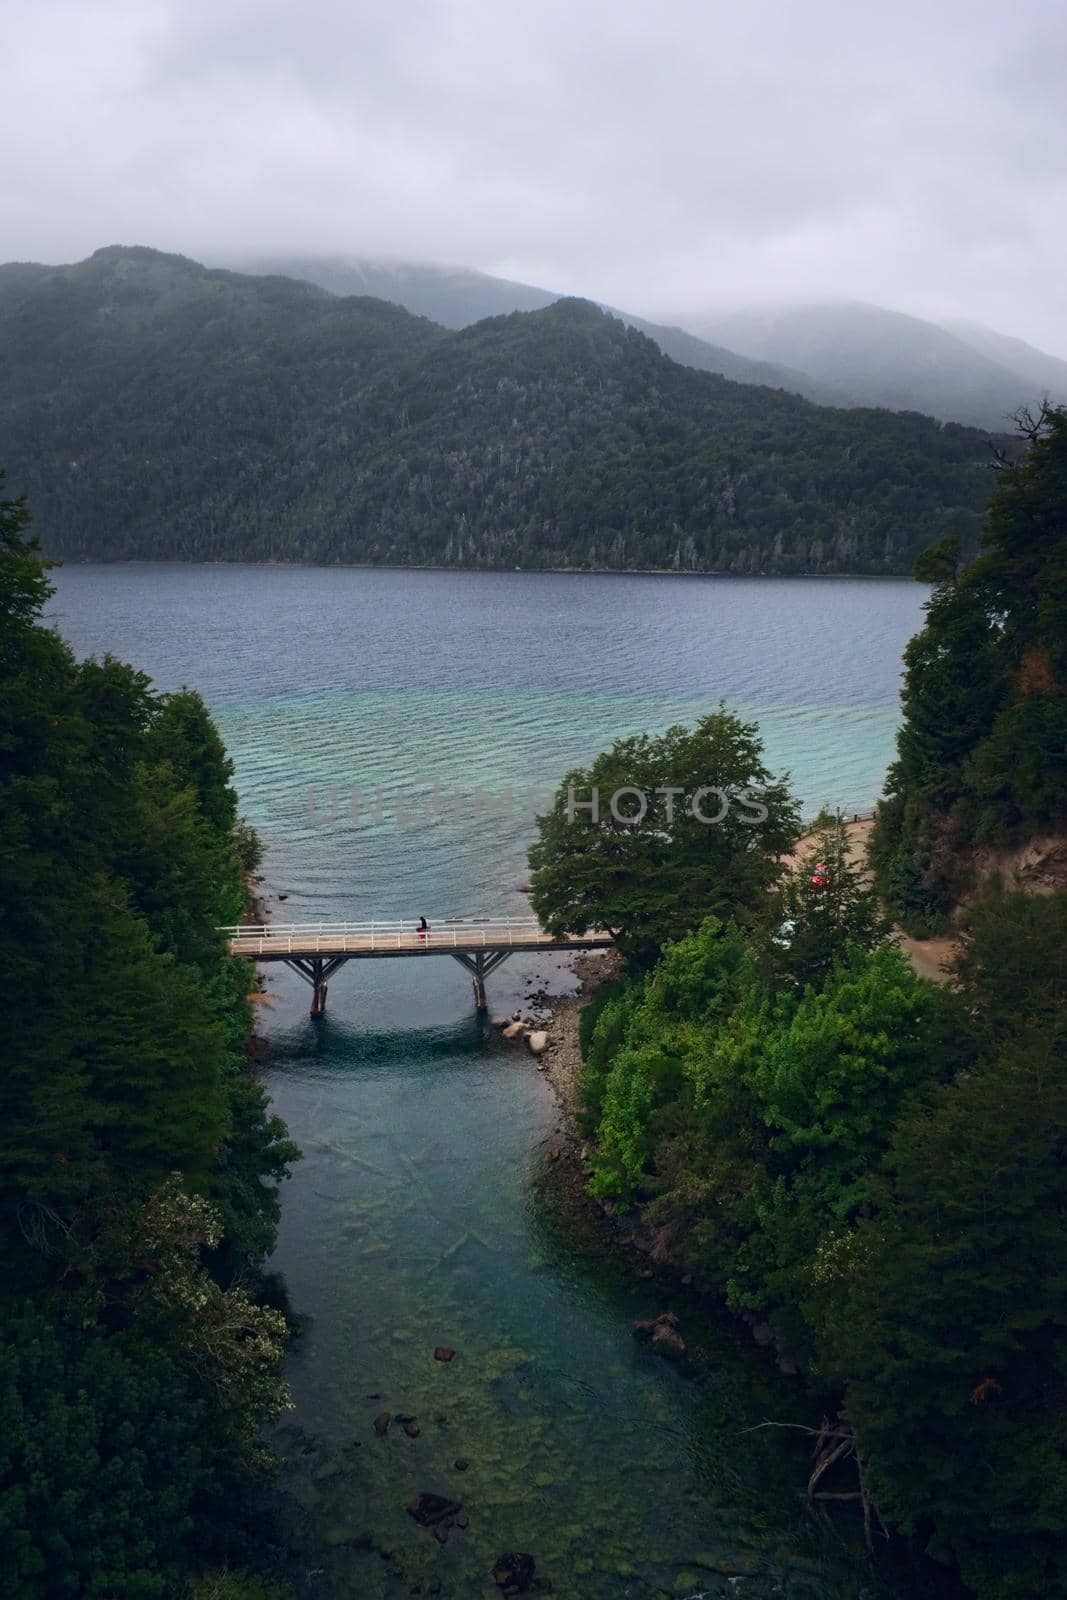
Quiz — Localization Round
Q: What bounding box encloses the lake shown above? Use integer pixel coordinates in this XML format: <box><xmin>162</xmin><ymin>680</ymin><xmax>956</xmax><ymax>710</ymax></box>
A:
<box><xmin>48</xmin><ymin>564</ymin><xmax>928</xmax><ymax>1600</ymax></box>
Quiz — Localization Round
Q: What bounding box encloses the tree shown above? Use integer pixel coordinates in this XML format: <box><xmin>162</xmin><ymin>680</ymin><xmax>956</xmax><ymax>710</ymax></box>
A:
<box><xmin>0</xmin><ymin>475</ymin><xmax>52</xmax><ymax>643</ymax></box>
<box><xmin>872</xmin><ymin>405</ymin><xmax>1067</xmax><ymax>928</ymax></box>
<box><xmin>809</xmin><ymin>891</ymin><xmax>1067</xmax><ymax>1598</ymax></box>
<box><xmin>529</xmin><ymin>709</ymin><xmax>799</xmax><ymax>966</ymax></box>
<box><xmin>0</xmin><ymin>1302</ymin><xmax>209</xmax><ymax>1599</ymax></box>
<box><xmin>0</xmin><ymin>479</ymin><xmax>296</xmax><ymax>1589</ymax></box>
<box><xmin>811</xmin><ymin>1033</ymin><xmax>1067</xmax><ymax>1599</ymax></box>
<box><xmin>771</xmin><ymin>818</ymin><xmax>890</xmax><ymax>989</ymax></box>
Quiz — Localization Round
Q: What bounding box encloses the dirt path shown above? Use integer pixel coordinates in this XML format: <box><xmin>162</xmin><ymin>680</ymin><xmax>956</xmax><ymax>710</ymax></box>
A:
<box><xmin>786</xmin><ymin>816</ymin><xmax>957</xmax><ymax>983</ymax></box>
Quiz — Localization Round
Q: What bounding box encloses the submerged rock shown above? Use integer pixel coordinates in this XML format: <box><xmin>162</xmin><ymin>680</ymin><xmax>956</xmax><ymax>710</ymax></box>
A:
<box><xmin>434</xmin><ymin>1346</ymin><xmax>456</xmax><ymax>1362</ymax></box>
<box><xmin>633</xmin><ymin>1310</ymin><xmax>686</xmax><ymax>1360</ymax></box>
<box><xmin>403</xmin><ymin>1421</ymin><xmax>421</xmax><ymax>1438</ymax></box>
<box><xmin>502</xmin><ymin>1021</ymin><xmax>525</xmax><ymax>1040</ymax></box>
<box><xmin>491</xmin><ymin>1551</ymin><xmax>536</xmax><ymax>1592</ymax></box>
<box><xmin>453</xmin><ymin>1458</ymin><xmax>471</xmax><ymax>1472</ymax></box>
<box><xmin>372</xmin><ymin>1412</ymin><xmax>391</xmax><ymax>1435</ymax></box>
<box><xmin>407</xmin><ymin>1491</ymin><xmax>461</xmax><ymax>1526</ymax></box>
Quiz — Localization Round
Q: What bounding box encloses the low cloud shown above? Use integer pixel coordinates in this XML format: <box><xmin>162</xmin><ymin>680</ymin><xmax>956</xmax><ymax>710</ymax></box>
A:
<box><xmin>4</xmin><ymin>0</ymin><xmax>1065</xmax><ymax>350</ymax></box>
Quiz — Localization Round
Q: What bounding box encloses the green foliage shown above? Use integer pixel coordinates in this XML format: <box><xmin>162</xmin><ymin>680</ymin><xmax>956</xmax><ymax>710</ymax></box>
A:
<box><xmin>0</xmin><ymin>1301</ymin><xmax>209</xmax><ymax>1599</ymax></box>
<box><xmin>590</xmin><ymin>918</ymin><xmax>756</xmax><ymax>1195</ymax></box>
<box><xmin>580</xmin><ymin>809</ymin><xmax>1067</xmax><ymax>1595</ymax></box>
<box><xmin>577</xmin><ymin>976</ymin><xmax>631</xmax><ymax>1062</ymax></box>
<box><xmin>187</xmin><ymin>1575</ymin><xmax>293</xmax><ymax>1600</ymax></box>
<box><xmin>0</xmin><ymin>474</ymin><xmax>53</xmax><ymax>638</ymax></box>
<box><xmin>809</xmin><ymin>892</ymin><xmax>1067</xmax><ymax>1598</ymax></box>
<box><xmin>528</xmin><ymin>708</ymin><xmax>799</xmax><ymax>966</ymax></box>
<box><xmin>727</xmin><ymin>945</ymin><xmax>966</xmax><ymax>1337</ymax></box>
<box><xmin>0</xmin><ymin>483</ymin><xmax>297</xmax><ymax>1587</ymax></box>
<box><xmin>771</xmin><ymin>821</ymin><xmax>890</xmax><ymax>989</ymax></box>
<box><xmin>1</xmin><ymin>248</ymin><xmax>1003</xmax><ymax>574</ymax></box>
<box><xmin>873</xmin><ymin>405</ymin><xmax>1067</xmax><ymax>927</ymax></box>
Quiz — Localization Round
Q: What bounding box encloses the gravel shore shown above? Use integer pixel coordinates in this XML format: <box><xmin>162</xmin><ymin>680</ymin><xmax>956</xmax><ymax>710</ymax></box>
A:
<box><xmin>534</xmin><ymin>948</ymin><xmax>620</xmax><ymax>1128</ymax></box>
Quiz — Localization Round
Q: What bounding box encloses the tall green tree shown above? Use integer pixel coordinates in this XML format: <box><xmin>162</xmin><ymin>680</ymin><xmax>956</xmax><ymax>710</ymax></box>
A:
<box><xmin>872</xmin><ymin>405</ymin><xmax>1067</xmax><ymax>928</ymax></box>
<box><xmin>529</xmin><ymin>709</ymin><xmax>799</xmax><ymax>965</ymax></box>
<box><xmin>771</xmin><ymin>819</ymin><xmax>890</xmax><ymax>988</ymax></box>
<box><xmin>810</xmin><ymin>893</ymin><xmax>1067</xmax><ymax>1599</ymax></box>
<box><xmin>0</xmin><ymin>477</ymin><xmax>297</xmax><ymax>1590</ymax></box>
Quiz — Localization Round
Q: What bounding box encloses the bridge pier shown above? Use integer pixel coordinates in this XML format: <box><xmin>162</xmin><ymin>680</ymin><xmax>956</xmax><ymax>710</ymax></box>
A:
<box><xmin>283</xmin><ymin>954</ymin><xmax>351</xmax><ymax>1016</ymax></box>
<box><xmin>450</xmin><ymin>949</ymin><xmax>512</xmax><ymax>1012</ymax></box>
<box><xmin>311</xmin><ymin>967</ymin><xmax>328</xmax><ymax>1018</ymax></box>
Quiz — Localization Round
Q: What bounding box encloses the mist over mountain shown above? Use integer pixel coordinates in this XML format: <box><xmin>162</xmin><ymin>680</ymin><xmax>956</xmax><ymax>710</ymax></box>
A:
<box><xmin>239</xmin><ymin>256</ymin><xmax>1067</xmax><ymax>431</ymax></box>
<box><xmin>240</xmin><ymin>254</ymin><xmax>843</xmax><ymax>405</ymax></box>
<box><xmin>0</xmin><ymin>246</ymin><xmax>1005</xmax><ymax>577</ymax></box>
<box><xmin>943</xmin><ymin>319</ymin><xmax>1067</xmax><ymax>400</ymax></box>
<box><xmin>695</xmin><ymin>302</ymin><xmax>1067</xmax><ymax>430</ymax></box>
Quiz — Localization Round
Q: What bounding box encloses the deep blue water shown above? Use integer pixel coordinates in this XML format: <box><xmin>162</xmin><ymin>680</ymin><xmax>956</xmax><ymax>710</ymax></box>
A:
<box><xmin>48</xmin><ymin>564</ymin><xmax>927</xmax><ymax>1600</ymax></box>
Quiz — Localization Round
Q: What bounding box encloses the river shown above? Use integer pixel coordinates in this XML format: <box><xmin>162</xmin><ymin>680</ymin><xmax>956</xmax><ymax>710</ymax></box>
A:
<box><xmin>48</xmin><ymin>564</ymin><xmax>928</xmax><ymax>1600</ymax></box>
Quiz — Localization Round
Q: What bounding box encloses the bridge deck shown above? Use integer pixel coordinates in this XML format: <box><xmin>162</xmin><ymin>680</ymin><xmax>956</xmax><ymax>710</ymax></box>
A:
<box><xmin>223</xmin><ymin>918</ymin><xmax>614</xmax><ymax>960</ymax></box>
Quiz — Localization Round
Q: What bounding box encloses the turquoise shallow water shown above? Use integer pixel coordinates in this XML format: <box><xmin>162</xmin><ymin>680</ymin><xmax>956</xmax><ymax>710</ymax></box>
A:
<box><xmin>48</xmin><ymin>564</ymin><xmax>928</xmax><ymax>1599</ymax></box>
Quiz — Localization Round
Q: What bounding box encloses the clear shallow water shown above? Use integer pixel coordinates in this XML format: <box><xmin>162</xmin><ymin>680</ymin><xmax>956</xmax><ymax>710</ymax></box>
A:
<box><xmin>48</xmin><ymin>565</ymin><xmax>927</xmax><ymax>1599</ymax></box>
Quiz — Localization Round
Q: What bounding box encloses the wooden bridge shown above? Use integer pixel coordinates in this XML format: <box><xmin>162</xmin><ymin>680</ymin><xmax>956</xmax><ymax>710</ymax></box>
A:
<box><xmin>223</xmin><ymin>917</ymin><xmax>615</xmax><ymax>1015</ymax></box>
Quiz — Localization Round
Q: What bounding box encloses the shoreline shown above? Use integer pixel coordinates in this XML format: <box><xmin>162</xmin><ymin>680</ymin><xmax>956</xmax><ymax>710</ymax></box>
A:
<box><xmin>49</xmin><ymin>553</ymin><xmax>928</xmax><ymax>584</ymax></box>
<box><xmin>528</xmin><ymin>952</ymin><xmax>812</xmax><ymax>1389</ymax></box>
<box><xmin>528</xmin><ymin>950</ymin><xmax>710</xmax><ymax>1292</ymax></box>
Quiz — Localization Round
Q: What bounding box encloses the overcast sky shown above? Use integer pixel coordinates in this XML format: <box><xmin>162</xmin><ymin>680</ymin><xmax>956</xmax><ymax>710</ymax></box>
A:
<box><xmin>6</xmin><ymin>0</ymin><xmax>1066</xmax><ymax>352</ymax></box>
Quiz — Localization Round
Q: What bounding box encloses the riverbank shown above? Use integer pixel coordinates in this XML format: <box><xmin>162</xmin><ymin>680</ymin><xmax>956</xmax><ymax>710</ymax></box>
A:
<box><xmin>524</xmin><ymin>952</ymin><xmax>707</xmax><ymax>1293</ymax></box>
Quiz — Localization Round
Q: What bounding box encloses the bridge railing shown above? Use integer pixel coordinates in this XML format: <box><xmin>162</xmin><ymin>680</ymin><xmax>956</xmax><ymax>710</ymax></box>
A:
<box><xmin>218</xmin><ymin>916</ymin><xmax>581</xmax><ymax>955</ymax></box>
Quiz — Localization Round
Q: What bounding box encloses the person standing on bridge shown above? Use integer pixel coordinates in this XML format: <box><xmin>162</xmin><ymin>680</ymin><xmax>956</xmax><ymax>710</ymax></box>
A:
<box><xmin>417</xmin><ymin>915</ymin><xmax>430</xmax><ymax>942</ymax></box>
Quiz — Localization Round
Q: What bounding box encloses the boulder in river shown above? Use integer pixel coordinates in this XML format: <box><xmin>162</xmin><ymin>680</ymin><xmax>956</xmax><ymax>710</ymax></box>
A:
<box><xmin>526</xmin><ymin>1030</ymin><xmax>548</xmax><ymax>1054</ymax></box>
<box><xmin>407</xmin><ymin>1492</ymin><xmax>461</xmax><ymax>1526</ymax></box>
<box><xmin>491</xmin><ymin>1552</ymin><xmax>536</xmax><ymax>1592</ymax></box>
<box><xmin>502</xmin><ymin>1021</ymin><xmax>525</xmax><ymax>1040</ymax></box>
<box><xmin>633</xmin><ymin>1310</ymin><xmax>686</xmax><ymax>1360</ymax></box>
<box><xmin>372</xmin><ymin>1412</ymin><xmax>391</xmax><ymax>1435</ymax></box>
<box><xmin>491</xmin><ymin>1015</ymin><xmax>508</xmax><ymax>1028</ymax></box>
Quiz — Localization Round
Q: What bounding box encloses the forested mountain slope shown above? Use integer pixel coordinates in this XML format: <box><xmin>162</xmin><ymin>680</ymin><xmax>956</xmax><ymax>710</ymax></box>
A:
<box><xmin>0</xmin><ymin>247</ymin><xmax>1006</xmax><ymax>573</ymax></box>
<box><xmin>241</xmin><ymin>251</ymin><xmax>840</xmax><ymax>402</ymax></box>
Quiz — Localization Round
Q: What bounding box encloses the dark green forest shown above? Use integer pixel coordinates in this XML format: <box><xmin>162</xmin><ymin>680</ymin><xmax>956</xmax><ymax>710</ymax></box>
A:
<box><xmin>0</xmin><ymin>247</ymin><xmax>1005</xmax><ymax>575</ymax></box>
<box><xmin>0</xmin><ymin>481</ymin><xmax>298</xmax><ymax>1597</ymax></box>
<box><xmin>528</xmin><ymin>415</ymin><xmax>1067</xmax><ymax>1598</ymax></box>
<box><xmin>870</xmin><ymin>403</ymin><xmax>1067</xmax><ymax>928</ymax></box>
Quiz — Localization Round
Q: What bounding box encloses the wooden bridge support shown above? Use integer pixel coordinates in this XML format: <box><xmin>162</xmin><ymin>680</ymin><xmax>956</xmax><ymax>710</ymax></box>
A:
<box><xmin>277</xmin><ymin>947</ymin><xmax>515</xmax><ymax>1016</ymax></box>
<box><xmin>283</xmin><ymin>954</ymin><xmax>352</xmax><ymax>1016</ymax></box>
<box><xmin>450</xmin><ymin>949</ymin><xmax>512</xmax><ymax>1012</ymax></box>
